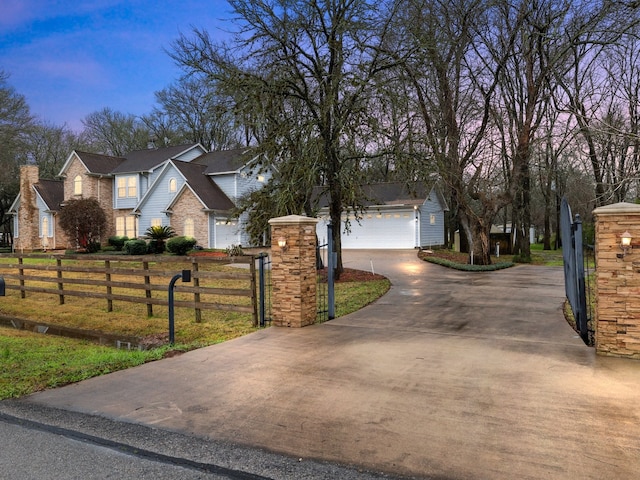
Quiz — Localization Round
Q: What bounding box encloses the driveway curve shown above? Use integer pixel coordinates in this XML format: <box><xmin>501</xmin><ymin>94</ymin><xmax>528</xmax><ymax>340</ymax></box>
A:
<box><xmin>22</xmin><ymin>250</ymin><xmax>640</xmax><ymax>479</ymax></box>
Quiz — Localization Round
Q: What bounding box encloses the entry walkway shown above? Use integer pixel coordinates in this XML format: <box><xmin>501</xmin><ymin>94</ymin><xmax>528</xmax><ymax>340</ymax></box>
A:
<box><xmin>18</xmin><ymin>251</ymin><xmax>640</xmax><ymax>479</ymax></box>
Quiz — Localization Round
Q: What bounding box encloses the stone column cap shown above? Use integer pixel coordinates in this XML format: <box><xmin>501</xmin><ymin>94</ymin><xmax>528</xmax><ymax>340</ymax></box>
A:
<box><xmin>268</xmin><ymin>215</ymin><xmax>319</xmax><ymax>226</ymax></box>
<box><xmin>594</xmin><ymin>202</ymin><xmax>640</xmax><ymax>216</ymax></box>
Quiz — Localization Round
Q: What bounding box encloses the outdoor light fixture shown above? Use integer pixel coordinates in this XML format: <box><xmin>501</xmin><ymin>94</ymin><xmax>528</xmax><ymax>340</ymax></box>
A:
<box><xmin>277</xmin><ymin>237</ymin><xmax>287</xmax><ymax>251</ymax></box>
<box><xmin>618</xmin><ymin>231</ymin><xmax>633</xmax><ymax>258</ymax></box>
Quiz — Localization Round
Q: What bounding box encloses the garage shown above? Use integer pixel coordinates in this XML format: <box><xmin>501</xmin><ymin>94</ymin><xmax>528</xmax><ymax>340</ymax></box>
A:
<box><xmin>316</xmin><ymin>208</ymin><xmax>417</xmax><ymax>249</ymax></box>
<box><xmin>313</xmin><ymin>182</ymin><xmax>447</xmax><ymax>250</ymax></box>
<box><xmin>213</xmin><ymin>217</ymin><xmax>240</xmax><ymax>248</ymax></box>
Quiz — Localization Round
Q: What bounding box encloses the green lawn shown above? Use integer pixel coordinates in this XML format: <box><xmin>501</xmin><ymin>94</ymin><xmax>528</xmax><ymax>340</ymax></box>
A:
<box><xmin>0</xmin><ymin>276</ymin><xmax>390</xmax><ymax>399</ymax></box>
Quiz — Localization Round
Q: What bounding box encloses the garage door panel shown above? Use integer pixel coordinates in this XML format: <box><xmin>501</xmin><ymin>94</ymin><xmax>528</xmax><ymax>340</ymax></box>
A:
<box><xmin>317</xmin><ymin>210</ymin><xmax>415</xmax><ymax>249</ymax></box>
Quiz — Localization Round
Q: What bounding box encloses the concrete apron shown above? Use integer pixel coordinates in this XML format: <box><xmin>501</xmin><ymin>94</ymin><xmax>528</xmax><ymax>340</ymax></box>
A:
<box><xmin>26</xmin><ymin>250</ymin><xmax>640</xmax><ymax>479</ymax></box>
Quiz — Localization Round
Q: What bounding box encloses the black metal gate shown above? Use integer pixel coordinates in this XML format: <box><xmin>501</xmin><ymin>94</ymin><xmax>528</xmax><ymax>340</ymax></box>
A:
<box><xmin>560</xmin><ymin>197</ymin><xmax>591</xmax><ymax>345</ymax></box>
<box><xmin>316</xmin><ymin>224</ymin><xmax>336</xmax><ymax>322</ymax></box>
<box><xmin>257</xmin><ymin>253</ymin><xmax>272</xmax><ymax>327</ymax></box>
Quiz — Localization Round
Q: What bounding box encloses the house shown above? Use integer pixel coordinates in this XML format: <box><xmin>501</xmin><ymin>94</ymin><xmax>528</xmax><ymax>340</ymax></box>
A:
<box><xmin>314</xmin><ymin>182</ymin><xmax>448</xmax><ymax>249</ymax></box>
<box><xmin>10</xmin><ymin>144</ymin><xmax>268</xmax><ymax>252</ymax></box>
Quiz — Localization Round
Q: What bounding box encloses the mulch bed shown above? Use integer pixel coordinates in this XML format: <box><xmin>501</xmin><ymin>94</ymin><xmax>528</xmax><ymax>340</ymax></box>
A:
<box><xmin>318</xmin><ymin>267</ymin><xmax>386</xmax><ymax>283</ymax></box>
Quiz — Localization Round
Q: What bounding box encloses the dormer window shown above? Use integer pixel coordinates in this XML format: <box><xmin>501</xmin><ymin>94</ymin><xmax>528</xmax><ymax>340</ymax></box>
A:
<box><xmin>169</xmin><ymin>178</ymin><xmax>177</xmax><ymax>193</ymax></box>
<box><xmin>74</xmin><ymin>175</ymin><xmax>82</xmax><ymax>195</ymax></box>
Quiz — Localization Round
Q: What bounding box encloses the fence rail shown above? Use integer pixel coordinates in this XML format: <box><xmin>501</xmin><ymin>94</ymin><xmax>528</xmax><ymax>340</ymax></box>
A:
<box><xmin>0</xmin><ymin>253</ymin><xmax>259</xmax><ymax>325</ymax></box>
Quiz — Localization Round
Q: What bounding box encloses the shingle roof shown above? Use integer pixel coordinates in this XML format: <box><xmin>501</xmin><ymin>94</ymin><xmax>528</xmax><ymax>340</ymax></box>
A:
<box><xmin>74</xmin><ymin>151</ymin><xmax>126</xmax><ymax>175</ymax></box>
<box><xmin>314</xmin><ymin>182</ymin><xmax>433</xmax><ymax>209</ymax></box>
<box><xmin>111</xmin><ymin>144</ymin><xmax>201</xmax><ymax>174</ymax></box>
<box><xmin>192</xmin><ymin>148</ymin><xmax>252</xmax><ymax>174</ymax></box>
<box><xmin>34</xmin><ymin>179</ymin><xmax>64</xmax><ymax>211</ymax></box>
<box><xmin>172</xmin><ymin>161</ymin><xmax>235</xmax><ymax>211</ymax></box>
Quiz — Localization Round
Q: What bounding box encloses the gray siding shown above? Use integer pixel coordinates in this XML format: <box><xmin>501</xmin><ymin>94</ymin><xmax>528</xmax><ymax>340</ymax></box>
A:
<box><xmin>136</xmin><ymin>164</ymin><xmax>185</xmax><ymax>233</ymax></box>
<box><xmin>35</xmin><ymin>195</ymin><xmax>54</xmax><ymax>237</ymax></box>
<box><xmin>418</xmin><ymin>188</ymin><xmax>445</xmax><ymax>247</ymax></box>
<box><xmin>175</xmin><ymin>148</ymin><xmax>204</xmax><ymax>162</ymax></box>
<box><xmin>212</xmin><ymin>174</ymin><xmax>237</xmax><ymax>202</ymax></box>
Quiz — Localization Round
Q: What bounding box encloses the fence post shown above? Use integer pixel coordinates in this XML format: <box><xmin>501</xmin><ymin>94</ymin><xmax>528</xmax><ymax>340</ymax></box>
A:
<box><xmin>268</xmin><ymin>215</ymin><xmax>319</xmax><ymax>327</ymax></box>
<box><xmin>143</xmin><ymin>260</ymin><xmax>152</xmax><ymax>317</ymax></box>
<box><xmin>57</xmin><ymin>257</ymin><xmax>65</xmax><ymax>305</ymax></box>
<box><xmin>192</xmin><ymin>259</ymin><xmax>201</xmax><ymax>323</ymax></box>
<box><xmin>593</xmin><ymin>202</ymin><xmax>640</xmax><ymax>358</ymax></box>
<box><xmin>105</xmin><ymin>259</ymin><xmax>112</xmax><ymax>311</ymax></box>
<box><xmin>18</xmin><ymin>256</ymin><xmax>25</xmax><ymax>299</ymax></box>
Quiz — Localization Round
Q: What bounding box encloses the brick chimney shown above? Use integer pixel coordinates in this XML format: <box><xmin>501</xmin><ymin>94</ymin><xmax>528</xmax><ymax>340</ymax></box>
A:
<box><xmin>15</xmin><ymin>165</ymin><xmax>40</xmax><ymax>251</ymax></box>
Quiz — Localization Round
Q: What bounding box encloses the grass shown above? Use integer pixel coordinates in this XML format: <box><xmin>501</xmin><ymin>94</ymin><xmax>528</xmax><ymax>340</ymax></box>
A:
<box><xmin>0</xmin><ymin>272</ymin><xmax>390</xmax><ymax>399</ymax></box>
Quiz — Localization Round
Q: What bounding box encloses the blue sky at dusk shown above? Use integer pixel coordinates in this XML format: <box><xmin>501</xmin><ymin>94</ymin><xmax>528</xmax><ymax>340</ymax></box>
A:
<box><xmin>0</xmin><ymin>0</ymin><xmax>232</xmax><ymax>131</ymax></box>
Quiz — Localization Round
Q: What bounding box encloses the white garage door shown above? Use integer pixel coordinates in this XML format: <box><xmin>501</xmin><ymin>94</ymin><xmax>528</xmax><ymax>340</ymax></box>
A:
<box><xmin>317</xmin><ymin>210</ymin><xmax>416</xmax><ymax>249</ymax></box>
<box><xmin>214</xmin><ymin>219</ymin><xmax>240</xmax><ymax>248</ymax></box>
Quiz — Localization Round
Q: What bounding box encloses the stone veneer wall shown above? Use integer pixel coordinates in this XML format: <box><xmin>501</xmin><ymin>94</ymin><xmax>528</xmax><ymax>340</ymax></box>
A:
<box><xmin>170</xmin><ymin>189</ymin><xmax>209</xmax><ymax>247</ymax></box>
<box><xmin>593</xmin><ymin>202</ymin><xmax>640</xmax><ymax>359</ymax></box>
<box><xmin>63</xmin><ymin>156</ymin><xmax>115</xmax><ymax>245</ymax></box>
<box><xmin>268</xmin><ymin>215</ymin><xmax>319</xmax><ymax>327</ymax></box>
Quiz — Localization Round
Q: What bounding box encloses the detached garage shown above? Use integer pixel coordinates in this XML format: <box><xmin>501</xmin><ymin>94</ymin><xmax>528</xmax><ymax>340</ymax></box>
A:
<box><xmin>315</xmin><ymin>182</ymin><xmax>448</xmax><ymax>249</ymax></box>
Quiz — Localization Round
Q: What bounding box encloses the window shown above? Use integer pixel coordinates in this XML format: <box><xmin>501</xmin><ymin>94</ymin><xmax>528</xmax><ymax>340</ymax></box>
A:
<box><xmin>117</xmin><ymin>176</ymin><xmax>137</xmax><ymax>198</ymax></box>
<box><xmin>151</xmin><ymin>218</ymin><xmax>162</xmax><ymax>227</ymax></box>
<box><xmin>116</xmin><ymin>216</ymin><xmax>138</xmax><ymax>237</ymax></box>
<box><xmin>257</xmin><ymin>175</ymin><xmax>265</xmax><ymax>183</ymax></box>
<box><xmin>184</xmin><ymin>218</ymin><xmax>194</xmax><ymax>238</ymax></box>
<box><xmin>169</xmin><ymin>178</ymin><xmax>177</xmax><ymax>193</ymax></box>
<box><xmin>127</xmin><ymin>176</ymin><xmax>137</xmax><ymax>197</ymax></box>
<box><xmin>126</xmin><ymin>216</ymin><xmax>138</xmax><ymax>238</ymax></box>
<box><xmin>41</xmin><ymin>216</ymin><xmax>49</xmax><ymax>237</ymax></box>
<box><xmin>74</xmin><ymin>175</ymin><xmax>82</xmax><ymax>195</ymax></box>
<box><xmin>430</xmin><ymin>214</ymin><xmax>436</xmax><ymax>225</ymax></box>
<box><xmin>116</xmin><ymin>217</ymin><xmax>125</xmax><ymax>237</ymax></box>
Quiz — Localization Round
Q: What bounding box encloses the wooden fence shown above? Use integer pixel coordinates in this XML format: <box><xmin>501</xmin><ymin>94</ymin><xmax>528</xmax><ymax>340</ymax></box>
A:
<box><xmin>0</xmin><ymin>254</ymin><xmax>259</xmax><ymax>326</ymax></box>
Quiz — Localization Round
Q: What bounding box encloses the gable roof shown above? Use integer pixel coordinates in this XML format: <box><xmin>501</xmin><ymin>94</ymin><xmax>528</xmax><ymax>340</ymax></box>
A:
<box><xmin>74</xmin><ymin>151</ymin><xmax>126</xmax><ymax>175</ymax></box>
<box><xmin>314</xmin><ymin>182</ymin><xmax>446</xmax><ymax>209</ymax></box>
<box><xmin>33</xmin><ymin>179</ymin><xmax>65</xmax><ymax>211</ymax></box>
<box><xmin>172</xmin><ymin>160</ymin><xmax>235</xmax><ymax>211</ymax></box>
<box><xmin>193</xmin><ymin>148</ymin><xmax>253</xmax><ymax>175</ymax></box>
<box><xmin>111</xmin><ymin>143</ymin><xmax>204</xmax><ymax>174</ymax></box>
<box><xmin>58</xmin><ymin>150</ymin><xmax>126</xmax><ymax>177</ymax></box>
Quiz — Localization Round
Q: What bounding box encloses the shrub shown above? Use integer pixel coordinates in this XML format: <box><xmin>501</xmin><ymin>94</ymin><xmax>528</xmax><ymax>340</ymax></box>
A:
<box><xmin>226</xmin><ymin>244</ymin><xmax>244</xmax><ymax>256</ymax></box>
<box><xmin>422</xmin><ymin>255</ymin><xmax>514</xmax><ymax>271</ymax></box>
<box><xmin>167</xmin><ymin>236</ymin><xmax>197</xmax><ymax>256</ymax></box>
<box><xmin>124</xmin><ymin>239</ymin><xmax>148</xmax><ymax>255</ymax></box>
<box><xmin>144</xmin><ymin>225</ymin><xmax>176</xmax><ymax>253</ymax></box>
<box><xmin>85</xmin><ymin>240</ymin><xmax>101</xmax><ymax>254</ymax></box>
<box><xmin>108</xmin><ymin>236</ymin><xmax>129</xmax><ymax>251</ymax></box>
<box><xmin>147</xmin><ymin>239</ymin><xmax>165</xmax><ymax>254</ymax></box>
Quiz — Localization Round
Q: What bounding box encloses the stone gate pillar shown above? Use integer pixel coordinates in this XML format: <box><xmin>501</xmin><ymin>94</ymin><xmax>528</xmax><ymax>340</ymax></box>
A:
<box><xmin>268</xmin><ymin>215</ymin><xmax>319</xmax><ymax>327</ymax></box>
<box><xmin>593</xmin><ymin>202</ymin><xmax>640</xmax><ymax>358</ymax></box>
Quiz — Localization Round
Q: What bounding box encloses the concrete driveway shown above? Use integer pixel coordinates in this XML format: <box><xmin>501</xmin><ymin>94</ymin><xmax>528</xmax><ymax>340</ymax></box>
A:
<box><xmin>21</xmin><ymin>250</ymin><xmax>640</xmax><ymax>479</ymax></box>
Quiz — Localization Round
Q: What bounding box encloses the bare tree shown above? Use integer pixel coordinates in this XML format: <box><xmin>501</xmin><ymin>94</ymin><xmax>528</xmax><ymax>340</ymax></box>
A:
<box><xmin>150</xmin><ymin>77</ymin><xmax>242</xmax><ymax>150</ymax></box>
<box><xmin>81</xmin><ymin>107</ymin><xmax>149</xmax><ymax>156</ymax></box>
<box><xmin>27</xmin><ymin>122</ymin><xmax>88</xmax><ymax>178</ymax></box>
<box><xmin>0</xmin><ymin>71</ymin><xmax>34</xmax><ymax>238</ymax></box>
<box><xmin>170</xmin><ymin>0</ymin><xmax>397</xmax><ymax>276</ymax></box>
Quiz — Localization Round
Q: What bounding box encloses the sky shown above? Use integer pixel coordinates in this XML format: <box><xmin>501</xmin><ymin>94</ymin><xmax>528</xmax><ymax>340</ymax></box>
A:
<box><xmin>0</xmin><ymin>0</ymin><xmax>233</xmax><ymax>131</ymax></box>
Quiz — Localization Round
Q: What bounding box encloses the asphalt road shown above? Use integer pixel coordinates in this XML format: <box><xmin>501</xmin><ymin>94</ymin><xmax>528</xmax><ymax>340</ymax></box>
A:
<box><xmin>0</xmin><ymin>401</ymin><xmax>413</xmax><ymax>480</ymax></box>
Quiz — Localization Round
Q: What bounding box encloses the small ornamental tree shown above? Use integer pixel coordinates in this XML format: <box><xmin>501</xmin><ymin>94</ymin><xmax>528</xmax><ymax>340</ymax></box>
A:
<box><xmin>59</xmin><ymin>198</ymin><xmax>107</xmax><ymax>251</ymax></box>
<box><xmin>144</xmin><ymin>225</ymin><xmax>176</xmax><ymax>253</ymax></box>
